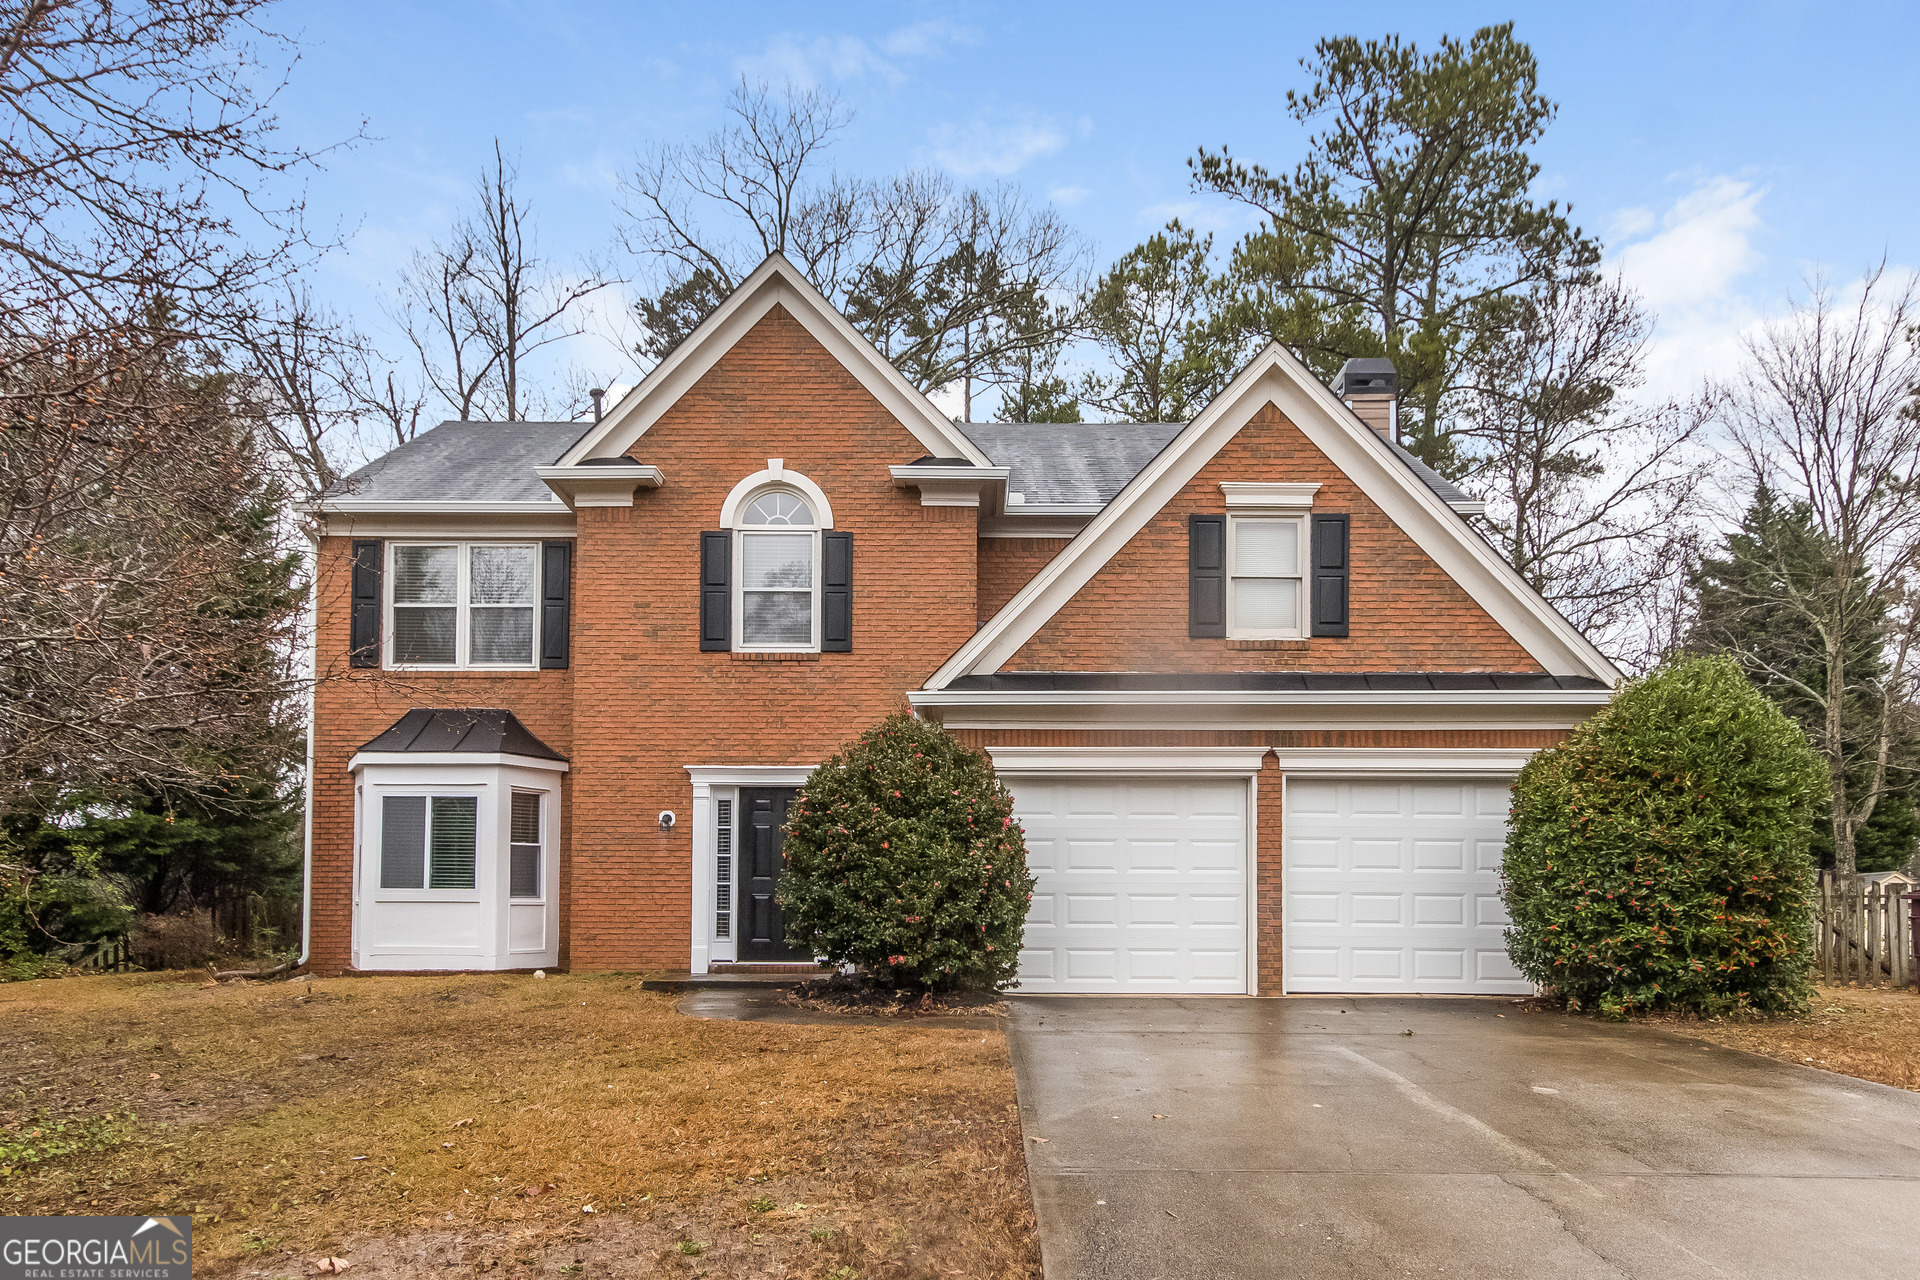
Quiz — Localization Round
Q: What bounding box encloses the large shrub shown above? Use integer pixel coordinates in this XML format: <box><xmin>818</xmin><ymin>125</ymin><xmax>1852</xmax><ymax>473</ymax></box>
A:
<box><xmin>1502</xmin><ymin>655</ymin><xmax>1825</xmax><ymax>1018</ymax></box>
<box><xmin>779</xmin><ymin>714</ymin><xmax>1035</xmax><ymax>991</ymax></box>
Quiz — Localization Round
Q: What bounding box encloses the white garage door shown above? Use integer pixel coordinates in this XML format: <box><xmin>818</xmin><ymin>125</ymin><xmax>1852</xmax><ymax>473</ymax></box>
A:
<box><xmin>1009</xmin><ymin>776</ymin><xmax>1248</xmax><ymax>993</ymax></box>
<box><xmin>1284</xmin><ymin>777</ymin><xmax>1529</xmax><ymax>994</ymax></box>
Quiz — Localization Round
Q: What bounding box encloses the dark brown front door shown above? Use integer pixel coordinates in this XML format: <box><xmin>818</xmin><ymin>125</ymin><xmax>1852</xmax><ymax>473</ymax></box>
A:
<box><xmin>739</xmin><ymin>787</ymin><xmax>809</xmax><ymax>962</ymax></box>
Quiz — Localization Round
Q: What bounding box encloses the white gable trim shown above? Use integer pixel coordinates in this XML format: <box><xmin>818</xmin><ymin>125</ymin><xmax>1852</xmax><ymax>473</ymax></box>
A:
<box><xmin>924</xmin><ymin>343</ymin><xmax>1620</xmax><ymax>688</ymax></box>
<box><xmin>556</xmin><ymin>255</ymin><xmax>991</xmax><ymax>469</ymax></box>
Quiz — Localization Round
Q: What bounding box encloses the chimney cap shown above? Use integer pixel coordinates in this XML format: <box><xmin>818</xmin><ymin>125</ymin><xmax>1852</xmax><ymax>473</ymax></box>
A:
<box><xmin>1334</xmin><ymin>357</ymin><xmax>1398</xmax><ymax>396</ymax></box>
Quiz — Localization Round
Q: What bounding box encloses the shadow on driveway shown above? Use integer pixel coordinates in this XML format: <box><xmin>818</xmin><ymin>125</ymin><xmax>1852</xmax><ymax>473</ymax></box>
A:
<box><xmin>1007</xmin><ymin>996</ymin><xmax>1920</xmax><ymax>1280</ymax></box>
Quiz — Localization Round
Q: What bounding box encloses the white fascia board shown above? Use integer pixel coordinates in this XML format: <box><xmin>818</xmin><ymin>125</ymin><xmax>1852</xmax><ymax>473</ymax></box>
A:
<box><xmin>979</xmin><ymin>513</ymin><xmax>1097</xmax><ymax>539</ymax></box>
<box><xmin>889</xmin><ymin>464</ymin><xmax>1011</xmax><ymax>509</ymax></box>
<box><xmin>1271</xmin><ymin>746</ymin><xmax>1536</xmax><ymax>775</ymax></box>
<box><xmin>926</xmin><ymin>343</ymin><xmax>1622</xmax><ymax>688</ymax></box>
<box><xmin>909</xmin><ymin>687</ymin><xmax>1610</xmax><ymax>731</ymax></box>
<box><xmin>319</xmin><ymin>500</ymin><xmax>567</xmax><ymax>514</ymax></box>
<box><xmin>685</xmin><ymin>764</ymin><xmax>817</xmax><ymax>787</ymax></box>
<box><xmin>319</xmin><ymin>508</ymin><xmax>578</xmax><ymax>539</ymax></box>
<box><xmin>557</xmin><ymin>255</ymin><xmax>992</xmax><ymax>469</ymax></box>
<box><xmin>349</xmin><ymin>752</ymin><xmax>570</xmax><ymax>774</ymax></box>
<box><xmin>989</xmin><ymin>745</ymin><xmax>1270</xmax><ymax>776</ymax></box>
<box><xmin>534</xmin><ymin>464</ymin><xmax>665</xmax><ymax>509</ymax></box>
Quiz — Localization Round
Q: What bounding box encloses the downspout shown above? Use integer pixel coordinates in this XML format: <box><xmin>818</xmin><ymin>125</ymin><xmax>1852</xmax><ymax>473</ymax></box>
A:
<box><xmin>298</xmin><ymin>520</ymin><xmax>319</xmax><ymax>972</ymax></box>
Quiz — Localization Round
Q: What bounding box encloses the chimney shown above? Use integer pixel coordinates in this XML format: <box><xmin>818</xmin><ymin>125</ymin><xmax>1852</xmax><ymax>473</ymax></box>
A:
<box><xmin>1333</xmin><ymin>358</ymin><xmax>1398</xmax><ymax>442</ymax></box>
<box><xmin>589</xmin><ymin>387</ymin><xmax>605</xmax><ymax>423</ymax></box>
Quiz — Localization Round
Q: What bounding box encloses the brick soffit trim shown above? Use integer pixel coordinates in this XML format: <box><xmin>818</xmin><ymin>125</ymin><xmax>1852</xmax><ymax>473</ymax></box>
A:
<box><xmin>923</xmin><ymin>343</ymin><xmax>1623</xmax><ymax>690</ymax></box>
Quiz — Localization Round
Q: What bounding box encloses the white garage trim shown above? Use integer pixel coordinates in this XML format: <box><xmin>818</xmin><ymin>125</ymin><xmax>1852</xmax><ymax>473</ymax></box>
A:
<box><xmin>995</xmin><ymin>760</ymin><xmax>1260</xmax><ymax>994</ymax></box>
<box><xmin>1273</xmin><ymin>747</ymin><xmax>1537</xmax><ymax>776</ymax></box>
<box><xmin>987</xmin><ymin>746</ymin><xmax>1271</xmax><ymax>776</ymax></box>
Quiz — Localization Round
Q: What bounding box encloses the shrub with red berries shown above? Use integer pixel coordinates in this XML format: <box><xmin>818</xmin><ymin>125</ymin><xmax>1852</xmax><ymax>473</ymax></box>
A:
<box><xmin>778</xmin><ymin>713</ymin><xmax>1035</xmax><ymax>991</ymax></box>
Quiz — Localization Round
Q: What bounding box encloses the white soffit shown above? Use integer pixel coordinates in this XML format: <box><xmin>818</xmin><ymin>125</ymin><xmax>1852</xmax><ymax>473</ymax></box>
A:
<box><xmin>556</xmin><ymin>254</ymin><xmax>992</xmax><ymax>469</ymax></box>
<box><xmin>924</xmin><ymin>344</ymin><xmax>1621</xmax><ymax>688</ymax></box>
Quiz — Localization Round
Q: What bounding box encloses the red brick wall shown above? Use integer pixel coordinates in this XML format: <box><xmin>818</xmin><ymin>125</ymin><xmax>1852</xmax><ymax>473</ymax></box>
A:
<box><xmin>563</xmin><ymin>306</ymin><xmax>979</xmax><ymax>970</ymax></box>
<box><xmin>306</xmin><ymin>538</ymin><xmax>576</xmax><ymax>976</ymax></box>
<box><xmin>947</xmin><ymin>725</ymin><xmax>1574</xmax><ymax>994</ymax></box>
<box><xmin>1004</xmin><ymin>403</ymin><xmax>1541</xmax><ymax>672</ymax></box>
<box><xmin>976</xmin><ymin>537</ymin><xmax>1069</xmax><ymax>624</ymax></box>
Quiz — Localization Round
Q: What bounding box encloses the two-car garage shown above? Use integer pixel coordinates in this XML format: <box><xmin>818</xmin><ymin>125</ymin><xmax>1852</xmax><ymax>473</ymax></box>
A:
<box><xmin>999</xmin><ymin>751</ymin><xmax>1529</xmax><ymax>996</ymax></box>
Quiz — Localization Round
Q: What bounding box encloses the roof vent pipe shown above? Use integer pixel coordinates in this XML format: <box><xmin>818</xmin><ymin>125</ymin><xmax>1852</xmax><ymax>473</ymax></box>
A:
<box><xmin>590</xmin><ymin>388</ymin><xmax>605</xmax><ymax>423</ymax></box>
<box><xmin>1332</xmin><ymin>358</ymin><xmax>1398</xmax><ymax>443</ymax></box>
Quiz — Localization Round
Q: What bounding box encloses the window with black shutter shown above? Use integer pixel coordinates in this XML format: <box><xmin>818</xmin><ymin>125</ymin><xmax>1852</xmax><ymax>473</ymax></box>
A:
<box><xmin>1188</xmin><ymin>515</ymin><xmax>1226</xmax><ymax>638</ymax></box>
<box><xmin>1310</xmin><ymin>513</ymin><xmax>1351</xmax><ymax>637</ymax></box>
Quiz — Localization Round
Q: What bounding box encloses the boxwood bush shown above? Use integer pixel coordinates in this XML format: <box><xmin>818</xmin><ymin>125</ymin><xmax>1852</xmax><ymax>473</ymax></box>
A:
<box><xmin>1502</xmin><ymin>655</ymin><xmax>1825</xmax><ymax>1018</ymax></box>
<box><xmin>778</xmin><ymin>714</ymin><xmax>1035</xmax><ymax>991</ymax></box>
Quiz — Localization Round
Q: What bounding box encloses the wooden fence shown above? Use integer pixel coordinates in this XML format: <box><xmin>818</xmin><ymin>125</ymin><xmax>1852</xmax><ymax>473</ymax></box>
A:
<box><xmin>1815</xmin><ymin>874</ymin><xmax>1916</xmax><ymax>988</ymax></box>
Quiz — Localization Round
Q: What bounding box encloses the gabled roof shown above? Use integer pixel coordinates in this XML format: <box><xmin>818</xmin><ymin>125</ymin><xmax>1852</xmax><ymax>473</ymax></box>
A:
<box><xmin>555</xmin><ymin>253</ymin><xmax>993</xmax><ymax>468</ymax></box>
<box><xmin>959</xmin><ymin>422</ymin><xmax>1184</xmax><ymax>507</ymax></box>
<box><xmin>326</xmin><ymin>422</ymin><xmax>580</xmax><ymax>505</ymax></box>
<box><xmin>927</xmin><ymin>342</ymin><xmax>1622</xmax><ymax>689</ymax></box>
<box><xmin>358</xmin><ymin>708</ymin><xmax>567</xmax><ymax>761</ymax></box>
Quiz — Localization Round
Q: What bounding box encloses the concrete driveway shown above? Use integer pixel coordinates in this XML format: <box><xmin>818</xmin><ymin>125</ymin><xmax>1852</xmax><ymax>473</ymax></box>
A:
<box><xmin>1007</xmin><ymin>997</ymin><xmax>1920</xmax><ymax>1280</ymax></box>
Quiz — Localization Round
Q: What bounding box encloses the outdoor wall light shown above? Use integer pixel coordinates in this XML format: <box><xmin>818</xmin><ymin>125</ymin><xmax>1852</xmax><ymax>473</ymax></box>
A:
<box><xmin>658</xmin><ymin>810</ymin><xmax>676</xmax><ymax>831</ymax></box>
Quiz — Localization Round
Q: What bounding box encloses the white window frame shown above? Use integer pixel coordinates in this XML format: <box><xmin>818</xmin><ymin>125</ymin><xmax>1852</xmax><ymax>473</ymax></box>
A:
<box><xmin>731</xmin><ymin>489</ymin><xmax>822</xmax><ymax>653</ymax></box>
<box><xmin>1226</xmin><ymin>514</ymin><xmax>1309</xmax><ymax>640</ymax></box>
<box><xmin>374</xmin><ymin>790</ymin><xmax>483</xmax><ymax>898</ymax></box>
<box><xmin>508</xmin><ymin>788</ymin><xmax>545</xmax><ymax>903</ymax></box>
<box><xmin>385</xmin><ymin>541</ymin><xmax>541</xmax><ymax>671</ymax></box>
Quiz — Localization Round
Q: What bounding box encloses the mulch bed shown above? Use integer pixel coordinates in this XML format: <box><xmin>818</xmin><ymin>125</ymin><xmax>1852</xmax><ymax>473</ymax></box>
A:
<box><xmin>782</xmin><ymin>972</ymin><xmax>1009</xmax><ymax>1019</ymax></box>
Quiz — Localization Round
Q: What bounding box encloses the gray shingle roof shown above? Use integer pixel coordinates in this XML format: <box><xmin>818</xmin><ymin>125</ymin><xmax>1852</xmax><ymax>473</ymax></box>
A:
<box><xmin>359</xmin><ymin>707</ymin><xmax>567</xmax><ymax>760</ymax></box>
<box><xmin>958</xmin><ymin>422</ymin><xmax>1185</xmax><ymax>507</ymax></box>
<box><xmin>327</xmin><ymin>421</ymin><xmax>585</xmax><ymax>504</ymax></box>
<box><xmin>1388</xmin><ymin>439</ymin><xmax>1475</xmax><ymax>508</ymax></box>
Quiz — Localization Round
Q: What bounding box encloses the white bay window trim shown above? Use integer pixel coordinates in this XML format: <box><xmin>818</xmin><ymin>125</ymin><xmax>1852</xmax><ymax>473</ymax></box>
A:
<box><xmin>350</xmin><ymin>753</ymin><xmax>566</xmax><ymax>971</ymax></box>
<box><xmin>386</xmin><ymin>541</ymin><xmax>540</xmax><ymax>671</ymax></box>
<box><xmin>1227</xmin><ymin>514</ymin><xmax>1309</xmax><ymax>639</ymax></box>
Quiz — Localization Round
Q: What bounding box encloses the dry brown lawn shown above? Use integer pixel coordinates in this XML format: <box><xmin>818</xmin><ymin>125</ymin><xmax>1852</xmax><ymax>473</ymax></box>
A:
<box><xmin>1650</xmin><ymin>983</ymin><xmax>1920</xmax><ymax>1092</ymax></box>
<box><xmin>0</xmin><ymin>971</ymin><xmax>1040</xmax><ymax>1279</ymax></box>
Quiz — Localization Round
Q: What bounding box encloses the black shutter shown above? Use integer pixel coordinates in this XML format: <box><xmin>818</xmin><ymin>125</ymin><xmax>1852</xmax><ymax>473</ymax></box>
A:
<box><xmin>1311</xmin><ymin>513</ymin><xmax>1351</xmax><ymax>637</ymax></box>
<box><xmin>822</xmin><ymin>531</ymin><xmax>852</xmax><ymax>652</ymax></box>
<box><xmin>349</xmin><ymin>539</ymin><xmax>383</xmax><ymax>667</ymax></box>
<box><xmin>699</xmin><ymin>530</ymin><xmax>731</xmax><ymax>651</ymax></box>
<box><xmin>539</xmin><ymin>540</ymin><xmax>572</xmax><ymax>669</ymax></box>
<box><xmin>1188</xmin><ymin>514</ymin><xmax>1226</xmax><ymax>638</ymax></box>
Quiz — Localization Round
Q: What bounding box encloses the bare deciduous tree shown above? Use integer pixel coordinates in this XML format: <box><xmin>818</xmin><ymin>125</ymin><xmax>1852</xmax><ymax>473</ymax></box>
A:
<box><xmin>1712</xmin><ymin>268</ymin><xmax>1920</xmax><ymax>877</ymax></box>
<box><xmin>396</xmin><ymin>142</ymin><xmax>614</xmax><ymax>423</ymax></box>
<box><xmin>620</xmin><ymin>79</ymin><xmax>1088</xmax><ymax>409</ymax></box>
<box><xmin>0</xmin><ymin>326</ymin><xmax>304</xmax><ymax>805</ymax></box>
<box><xmin>0</xmin><ymin>0</ymin><xmax>351</xmax><ymax>337</ymax></box>
<box><xmin>1453</xmin><ymin>274</ymin><xmax>1708</xmax><ymax>662</ymax></box>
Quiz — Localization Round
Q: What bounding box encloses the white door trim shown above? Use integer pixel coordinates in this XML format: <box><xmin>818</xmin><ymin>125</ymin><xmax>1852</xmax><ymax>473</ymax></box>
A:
<box><xmin>684</xmin><ymin>764</ymin><xmax>818</xmax><ymax>973</ymax></box>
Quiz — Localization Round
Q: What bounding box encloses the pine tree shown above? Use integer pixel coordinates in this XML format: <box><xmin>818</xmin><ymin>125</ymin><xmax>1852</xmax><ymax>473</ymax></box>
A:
<box><xmin>1691</xmin><ymin>488</ymin><xmax>1920</xmax><ymax>873</ymax></box>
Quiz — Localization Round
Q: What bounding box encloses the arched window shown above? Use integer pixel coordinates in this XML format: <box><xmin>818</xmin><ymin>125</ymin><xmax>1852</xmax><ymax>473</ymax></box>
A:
<box><xmin>736</xmin><ymin>487</ymin><xmax>819</xmax><ymax>648</ymax></box>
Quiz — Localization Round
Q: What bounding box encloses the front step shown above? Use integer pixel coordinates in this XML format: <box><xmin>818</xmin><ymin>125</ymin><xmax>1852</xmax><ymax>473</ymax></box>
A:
<box><xmin>710</xmin><ymin>962</ymin><xmax>828</xmax><ymax>974</ymax></box>
<box><xmin>639</xmin><ymin>968</ymin><xmax>824</xmax><ymax>993</ymax></box>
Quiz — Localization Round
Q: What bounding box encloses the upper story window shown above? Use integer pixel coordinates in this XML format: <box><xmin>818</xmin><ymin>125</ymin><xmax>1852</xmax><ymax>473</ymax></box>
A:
<box><xmin>1228</xmin><ymin>516</ymin><xmax>1306</xmax><ymax>639</ymax></box>
<box><xmin>737</xmin><ymin>489</ymin><xmax>819</xmax><ymax>649</ymax></box>
<box><xmin>390</xmin><ymin>542</ymin><xmax>538</xmax><ymax>668</ymax></box>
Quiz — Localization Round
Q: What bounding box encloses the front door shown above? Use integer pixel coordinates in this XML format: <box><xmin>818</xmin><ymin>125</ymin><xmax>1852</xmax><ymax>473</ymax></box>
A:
<box><xmin>739</xmin><ymin>787</ymin><xmax>810</xmax><ymax>962</ymax></box>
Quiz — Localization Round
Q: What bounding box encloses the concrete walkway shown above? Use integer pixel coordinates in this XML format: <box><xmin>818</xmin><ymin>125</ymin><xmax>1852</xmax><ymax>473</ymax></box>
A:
<box><xmin>1007</xmin><ymin>996</ymin><xmax>1920</xmax><ymax>1280</ymax></box>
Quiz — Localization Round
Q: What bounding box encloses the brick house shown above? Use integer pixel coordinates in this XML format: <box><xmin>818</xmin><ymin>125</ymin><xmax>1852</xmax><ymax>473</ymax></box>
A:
<box><xmin>306</xmin><ymin>254</ymin><xmax>1617</xmax><ymax>993</ymax></box>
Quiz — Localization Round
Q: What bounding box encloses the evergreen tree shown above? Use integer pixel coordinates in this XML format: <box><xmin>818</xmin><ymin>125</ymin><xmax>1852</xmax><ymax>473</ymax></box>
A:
<box><xmin>1691</xmin><ymin>488</ymin><xmax>1920</xmax><ymax>873</ymax></box>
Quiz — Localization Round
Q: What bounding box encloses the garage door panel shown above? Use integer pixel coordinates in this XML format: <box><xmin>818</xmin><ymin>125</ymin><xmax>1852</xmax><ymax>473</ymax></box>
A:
<box><xmin>1285</xmin><ymin>776</ymin><xmax>1529</xmax><ymax>995</ymax></box>
<box><xmin>1011</xmin><ymin>776</ymin><xmax>1248</xmax><ymax>994</ymax></box>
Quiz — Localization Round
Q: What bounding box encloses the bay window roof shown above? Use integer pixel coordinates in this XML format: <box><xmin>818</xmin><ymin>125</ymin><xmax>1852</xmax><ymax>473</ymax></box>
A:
<box><xmin>358</xmin><ymin>707</ymin><xmax>566</xmax><ymax>761</ymax></box>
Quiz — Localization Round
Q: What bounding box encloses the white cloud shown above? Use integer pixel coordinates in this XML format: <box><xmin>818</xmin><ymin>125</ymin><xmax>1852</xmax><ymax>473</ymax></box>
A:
<box><xmin>1048</xmin><ymin>185</ymin><xmax>1092</xmax><ymax>206</ymax></box>
<box><xmin>928</xmin><ymin>111</ymin><xmax>1076</xmax><ymax>177</ymax></box>
<box><xmin>734</xmin><ymin>19</ymin><xmax>972</xmax><ymax>88</ymax></box>
<box><xmin>1610</xmin><ymin>177</ymin><xmax>1770</xmax><ymax>400</ymax></box>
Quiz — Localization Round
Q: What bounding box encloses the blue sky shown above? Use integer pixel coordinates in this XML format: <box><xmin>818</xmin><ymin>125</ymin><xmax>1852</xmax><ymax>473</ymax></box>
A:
<box><xmin>270</xmin><ymin>0</ymin><xmax>1920</xmax><ymax>411</ymax></box>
